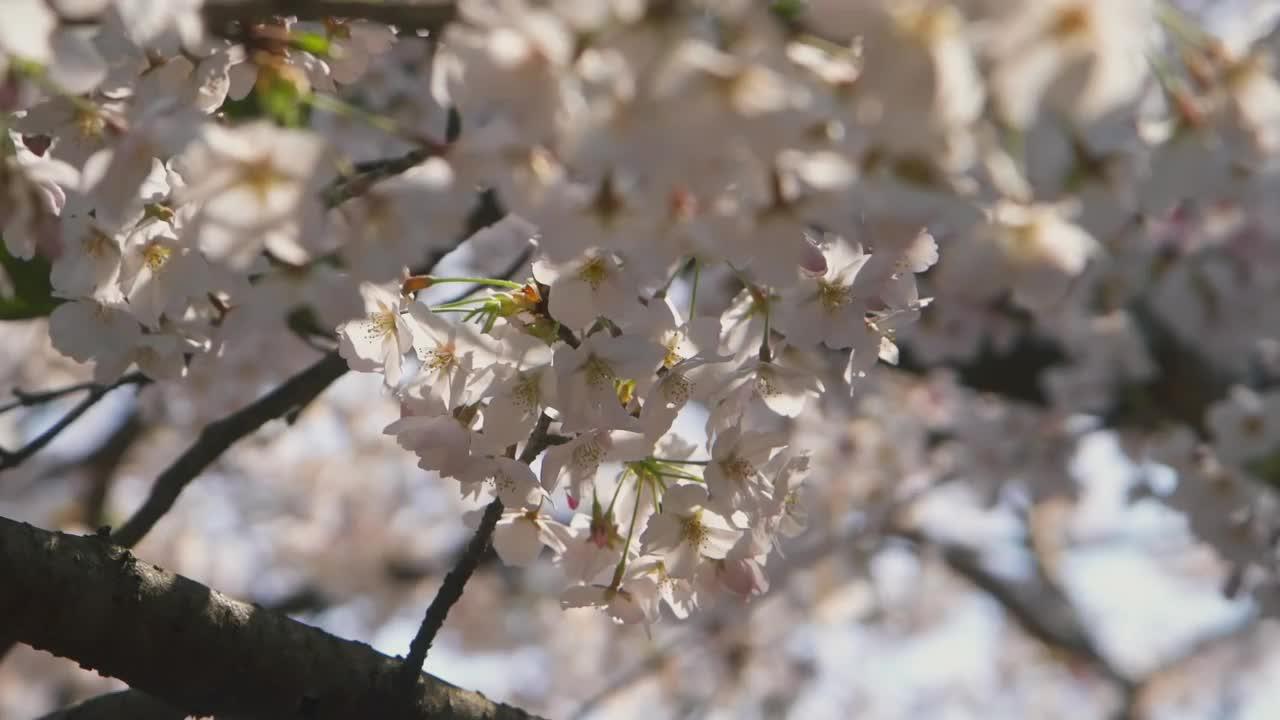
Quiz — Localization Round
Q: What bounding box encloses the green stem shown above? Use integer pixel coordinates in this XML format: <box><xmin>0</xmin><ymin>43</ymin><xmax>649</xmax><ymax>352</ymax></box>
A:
<box><xmin>430</xmin><ymin>297</ymin><xmax>491</xmax><ymax>312</ymax></box>
<box><xmin>303</xmin><ymin>91</ymin><xmax>403</xmax><ymax>138</ymax></box>
<box><xmin>605</xmin><ymin>468</ymin><xmax>628</xmax><ymax>519</ymax></box>
<box><xmin>689</xmin><ymin>259</ymin><xmax>700</xmax><ymax>318</ymax></box>
<box><xmin>610</xmin><ymin>480</ymin><xmax>646</xmax><ymax>589</ymax></box>
<box><xmin>428</xmin><ymin>277</ymin><xmax>524</xmax><ymax>290</ymax></box>
<box><xmin>1155</xmin><ymin>2</ymin><xmax>1212</xmax><ymax>48</ymax></box>
<box><xmin>426</xmin><ymin>307</ymin><xmax>479</xmax><ymax>314</ymax></box>
<box><xmin>759</xmin><ymin>295</ymin><xmax>773</xmax><ymax>363</ymax></box>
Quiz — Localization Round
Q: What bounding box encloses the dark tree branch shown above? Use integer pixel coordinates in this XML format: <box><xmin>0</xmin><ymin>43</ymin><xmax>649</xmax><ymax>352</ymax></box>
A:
<box><xmin>0</xmin><ymin>515</ymin><xmax>544</xmax><ymax>720</ymax></box>
<box><xmin>203</xmin><ymin>0</ymin><xmax>458</xmax><ymax>36</ymax></box>
<box><xmin>897</xmin><ymin>334</ymin><xmax>1062</xmax><ymax>409</ymax></box>
<box><xmin>110</xmin><ymin>351</ymin><xmax>347</xmax><ymax>548</ymax></box>
<box><xmin>397</xmin><ymin>413</ymin><xmax>556</xmax><ymax>694</ymax></box>
<box><xmin>0</xmin><ymin>373</ymin><xmax>150</xmax><ymax>472</ymax></box>
<box><xmin>0</xmin><ymin>373</ymin><xmax>147</xmax><ymax>414</ymax></box>
<box><xmin>322</xmin><ymin>147</ymin><xmax>440</xmax><ymax>208</ymax></box>
<box><xmin>398</xmin><ymin>498</ymin><xmax>504</xmax><ymax>695</ymax></box>
<box><xmin>898</xmin><ymin>296</ymin><xmax>1232</xmax><ymax>436</ymax></box>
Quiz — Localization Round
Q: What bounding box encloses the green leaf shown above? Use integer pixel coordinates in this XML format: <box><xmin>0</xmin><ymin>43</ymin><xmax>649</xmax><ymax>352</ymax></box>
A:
<box><xmin>257</xmin><ymin>73</ymin><xmax>306</xmax><ymax>128</ymax></box>
<box><xmin>219</xmin><ymin>92</ymin><xmax>260</xmax><ymax>121</ymax></box>
<box><xmin>771</xmin><ymin>0</ymin><xmax>806</xmax><ymax>21</ymax></box>
<box><xmin>220</xmin><ymin>70</ymin><xmax>312</xmax><ymax>127</ymax></box>
<box><xmin>289</xmin><ymin>32</ymin><xmax>332</xmax><ymax>57</ymax></box>
<box><xmin>1247</xmin><ymin>449</ymin><xmax>1280</xmax><ymax>488</ymax></box>
<box><xmin>0</xmin><ymin>238</ymin><xmax>62</xmax><ymax>320</ymax></box>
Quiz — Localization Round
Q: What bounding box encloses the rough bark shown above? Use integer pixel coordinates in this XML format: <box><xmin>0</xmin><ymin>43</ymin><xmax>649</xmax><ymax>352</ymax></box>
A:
<box><xmin>0</xmin><ymin>516</ymin><xmax>545</xmax><ymax>720</ymax></box>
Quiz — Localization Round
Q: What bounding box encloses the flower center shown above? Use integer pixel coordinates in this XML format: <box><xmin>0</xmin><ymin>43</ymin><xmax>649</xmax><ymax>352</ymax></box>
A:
<box><xmin>721</xmin><ymin>457</ymin><xmax>755</xmax><ymax>484</ymax></box>
<box><xmin>662</xmin><ymin>373</ymin><xmax>692</xmax><ymax>406</ymax></box>
<box><xmin>817</xmin><ymin>280</ymin><xmax>853</xmax><ymax>312</ymax></box>
<box><xmin>143</xmin><ymin>242</ymin><xmax>172</xmax><ymax>271</ymax></box>
<box><xmin>1004</xmin><ymin>220</ymin><xmax>1047</xmax><ymax>264</ymax></box>
<box><xmin>424</xmin><ymin>341</ymin><xmax>457</xmax><ymax>371</ymax></box>
<box><xmin>512</xmin><ymin>373</ymin><xmax>541</xmax><ymax>411</ymax></box>
<box><xmin>754</xmin><ymin>368</ymin><xmax>781</xmax><ymax>398</ymax></box>
<box><xmin>85</xmin><ymin>228</ymin><xmax>114</xmax><ymax>258</ymax></box>
<box><xmin>491</xmin><ymin>467</ymin><xmax>517</xmax><ymax>496</ymax></box>
<box><xmin>578</xmin><ymin>257</ymin><xmax>609</xmax><ymax>290</ymax></box>
<box><xmin>1050</xmin><ymin>5</ymin><xmax>1092</xmax><ymax>40</ymax></box>
<box><xmin>241</xmin><ymin>156</ymin><xmax>287</xmax><ymax>205</ymax></box>
<box><xmin>572</xmin><ymin>440</ymin><xmax>604</xmax><ymax>472</ymax></box>
<box><xmin>662</xmin><ymin>333</ymin><xmax>685</xmax><ymax>368</ymax></box>
<box><xmin>680</xmin><ymin>511</ymin><xmax>708</xmax><ymax>549</ymax></box>
<box><xmin>74</xmin><ymin>107</ymin><xmax>106</xmax><ymax>139</ymax></box>
<box><xmin>368</xmin><ymin>310</ymin><xmax>397</xmax><ymax>339</ymax></box>
<box><xmin>583</xmin><ymin>354</ymin><xmax>616</xmax><ymax>389</ymax></box>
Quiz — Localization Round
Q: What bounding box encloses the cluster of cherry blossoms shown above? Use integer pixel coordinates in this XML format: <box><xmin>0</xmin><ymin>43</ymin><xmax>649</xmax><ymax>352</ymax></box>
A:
<box><xmin>336</xmin><ymin>228</ymin><xmax>927</xmax><ymax>622</ymax></box>
<box><xmin>7</xmin><ymin>0</ymin><xmax>1280</xmax><ymax>624</ymax></box>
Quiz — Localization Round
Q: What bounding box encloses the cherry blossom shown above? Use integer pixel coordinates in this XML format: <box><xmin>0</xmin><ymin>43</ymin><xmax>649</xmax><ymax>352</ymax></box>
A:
<box><xmin>640</xmin><ymin>483</ymin><xmax>740</xmax><ymax>579</ymax></box>
<box><xmin>491</xmin><ymin>504</ymin><xmax>571</xmax><ymax>567</ymax></box>
<box><xmin>704</xmin><ymin>428</ymin><xmax>788</xmax><ymax>517</ymax></box>
<box><xmin>176</xmin><ymin>121</ymin><xmax>330</xmax><ymax>267</ymax></box>
<box><xmin>337</xmin><ymin>282</ymin><xmax>418</xmax><ymax>388</ymax></box>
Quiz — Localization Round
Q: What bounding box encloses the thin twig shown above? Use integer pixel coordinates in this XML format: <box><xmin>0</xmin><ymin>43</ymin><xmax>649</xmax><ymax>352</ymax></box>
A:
<box><xmin>0</xmin><ymin>373</ymin><xmax>150</xmax><ymax>472</ymax></box>
<box><xmin>110</xmin><ymin>352</ymin><xmax>348</xmax><ymax>548</ymax></box>
<box><xmin>0</xmin><ymin>372</ymin><xmax>149</xmax><ymax>414</ymax></box>
<box><xmin>531</xmin><ymin>281</ymin><xmax>581</xmax><ymax>348</ymax></box>
<box><xmin>322</xmin><ymin>147</ymin><xmax>440</xmax><ymax>208</ymax></box>
<box><xmin>397</xmin><ymin>497</ymin><xmax>505</xmax><ymax>694</ymax></box>
<box><xmin>2</xmin><ymin>380</ymin><xmax>103</xmax><ymax>415</ymax></box>
<box><xmin>396</xmin><ymin>413</ymin><xmax>556</xmax><ymax>696</ymax></box>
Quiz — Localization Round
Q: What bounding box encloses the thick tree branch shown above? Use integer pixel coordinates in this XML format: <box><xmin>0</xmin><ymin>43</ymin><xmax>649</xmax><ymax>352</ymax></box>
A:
<box><xmin>203</xmin><ymin>0</ymin><xmax>457</xmax><ymax>36</ymax></box>
<box><xmin>0</xmin><ymin>515</ymin><xmax>544</xmax><ymax>720</ymax></box>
